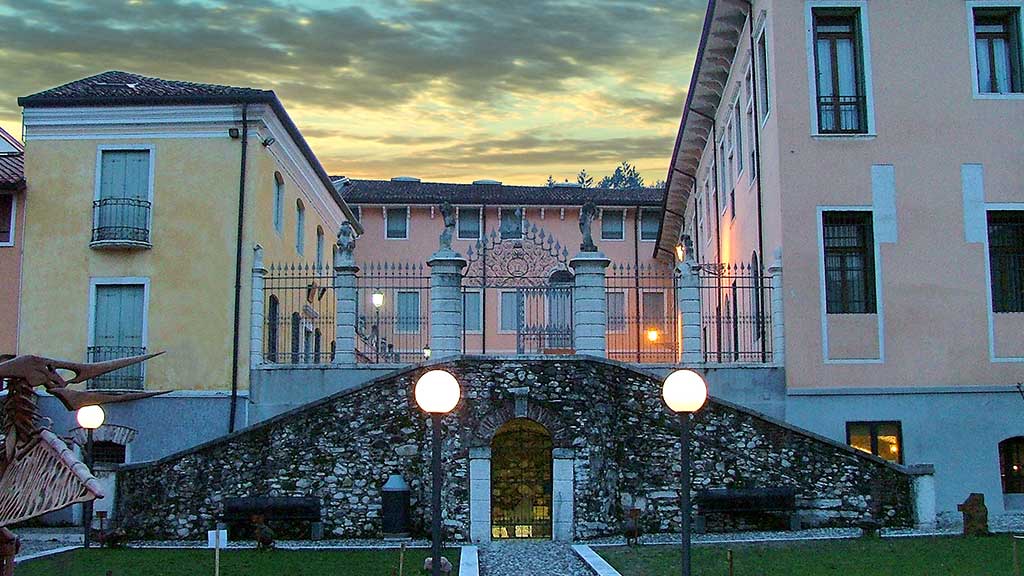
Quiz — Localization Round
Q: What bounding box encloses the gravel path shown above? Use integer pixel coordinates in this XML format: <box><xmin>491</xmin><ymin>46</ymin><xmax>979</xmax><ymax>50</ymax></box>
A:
<box><xmin>12</xmin><ymin>528</ymin><xmax>81</xmax><ymax>559</ymax></box>
<box><xmin>479</xmin><ymin>541</ymin><xmax>593</xmax><ymax>576</ymax></box>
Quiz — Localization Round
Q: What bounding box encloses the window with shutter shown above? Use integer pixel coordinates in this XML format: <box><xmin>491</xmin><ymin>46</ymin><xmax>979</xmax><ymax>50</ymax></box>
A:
<box><xmin>93</xmin><ymin>149</ymin><xmax>152</xmax><ymax>245</ymax></box>
<box><xmin>90</xmin><ymin>283</ymin><xmax>146</xmax><ymax>389</ymax></box>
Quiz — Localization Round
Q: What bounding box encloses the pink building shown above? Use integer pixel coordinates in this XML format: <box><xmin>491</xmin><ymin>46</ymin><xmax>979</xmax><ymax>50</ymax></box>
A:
<box><xmin>658</xmin><ymin>0</ymin><xmax>1024</xmax><ymax>520</ymax></box>
<box><xmin>0</xmin><ymin>126</ymin><xmax>24</xmax><ymax>354</ymax></box>
<box><xmin>330</xmin><ymin>177</ymin><xmax>673</xmax><ymax>363</ymax></box>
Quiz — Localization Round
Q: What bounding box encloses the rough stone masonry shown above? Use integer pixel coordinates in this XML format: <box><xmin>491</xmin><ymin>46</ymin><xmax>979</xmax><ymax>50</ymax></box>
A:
<box><xmin>117</xmin><ymin>357</ymin><xmax>914</xmax><ymax>540</ymax></box>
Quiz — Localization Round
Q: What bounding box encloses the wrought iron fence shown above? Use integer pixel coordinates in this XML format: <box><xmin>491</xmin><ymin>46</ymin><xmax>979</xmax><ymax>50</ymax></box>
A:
<box><xmin>86</xmin><ymin>345</ymin><xmax>147</xmax><ymax>390</ymax></box>
<box><xmin>263</xmin><ymin>263</ymin><xmax>336</xmax><ymax>364</ymax></box>
<box><xmin>698</xmin><ymin>262</ymin><xmax>773</xmax><ymax>363</ymax></box>
<box><xmin>92</xmin><ymin>197</ymin><xmax>152</xmax><ymax>244</ymax></box>
<box><xmin>605</xmin><ymin>263</ymin><xmax>679</xmax><ymax>364</ymax></box>
<box><xmin>356</xmin><ymin>262</ymin><xmax>430</xmax><ymax>363</ymax></box>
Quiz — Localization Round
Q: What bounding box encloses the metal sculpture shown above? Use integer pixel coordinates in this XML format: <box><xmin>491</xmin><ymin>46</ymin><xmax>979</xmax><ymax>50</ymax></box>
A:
<box><xmin>0</xmin><ymin>353</ymin><xmax>163</xmax><ymax>575</ymax></box>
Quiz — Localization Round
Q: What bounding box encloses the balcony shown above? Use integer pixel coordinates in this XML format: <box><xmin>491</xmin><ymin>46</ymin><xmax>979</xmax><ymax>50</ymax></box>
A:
<box><xmin>91</xmin><ymin>197</ymin><xmax>152</xmax><ymax>249</ymax></box>
<box><xmin>817</xmin><ymin>95</ymin><xmax>867</xmax><ymax>134</ymax></box>
<box><xmin>87</xmin><ymin>345</ymin><xmax>147</xmax><ymax>390</ymax></box>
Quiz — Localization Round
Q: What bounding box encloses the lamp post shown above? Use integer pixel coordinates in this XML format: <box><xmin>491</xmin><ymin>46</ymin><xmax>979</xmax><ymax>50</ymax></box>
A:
<box><xmin>662</xmin><ymin>369</ymin><xmax>708</xmax><ymax>576</ymax></box>
<box><xmin>372</xmin><ymin>290</ymin><xmax>384</xmax><ymax>362</ymax></box>
<box><xmin>414</xmin><ymin>370</ymin><xmax>461</xmax><ymax>576</ymax></box>
<box><xmin>76</xmin><ymin>404</ymin><xmax>105</xmax><ymax>549</ymax></box>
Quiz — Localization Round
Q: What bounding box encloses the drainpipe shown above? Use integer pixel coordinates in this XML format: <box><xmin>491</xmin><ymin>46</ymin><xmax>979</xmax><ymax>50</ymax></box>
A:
<box><xmin>633</xmin><ymin>205</ymin><xmax>642</xmax><ymax>363</ymax></box>
<box><xmin>229</xmin><ymin>103</ymin><xmax>249</xmax><ymax>433</ymax></box>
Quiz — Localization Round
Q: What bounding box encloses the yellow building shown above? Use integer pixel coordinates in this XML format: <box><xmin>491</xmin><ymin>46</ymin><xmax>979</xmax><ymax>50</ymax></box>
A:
<box><xmin>17</xmin><ymin>71</ymin><xmax>359</xmax><ymax>435</ymax></box>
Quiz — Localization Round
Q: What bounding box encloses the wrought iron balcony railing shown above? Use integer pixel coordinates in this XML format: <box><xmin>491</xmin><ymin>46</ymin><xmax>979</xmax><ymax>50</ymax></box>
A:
<box><xmin>817</xmin><ymin>94</ymin><xmax>867</xmax><ymax>134</ymax></box>
<box><xmin>86</xmin><ymin>345</ymin><xmax>147</xmax><ymax>390</ymax></box>
<box><xmin>92</xmin><ymin>197</ymin><xmax>152</xmax><ymax>247</ymax></box>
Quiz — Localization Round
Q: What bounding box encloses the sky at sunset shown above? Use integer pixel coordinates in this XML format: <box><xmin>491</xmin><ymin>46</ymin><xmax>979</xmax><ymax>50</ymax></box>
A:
<box><xmin>0</xmin><ymin>0</ymin><xmax>705</xmax><ymax>186</ymax></box>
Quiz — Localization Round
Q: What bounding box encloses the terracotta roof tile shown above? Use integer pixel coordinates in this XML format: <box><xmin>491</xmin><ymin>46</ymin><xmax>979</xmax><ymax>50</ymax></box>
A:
<box><xmin>0</xmin><ymin>126</ymin><xmax>24</xmax><ymax>191</ymax></box>
<box><xmin>333</xmin><ymin>178</ymin><xmax>664</xmax><ymax>207</ymax></box>
<box><xmin>18</xmin><ymin>70</ymin><xmax>271</xmax><ymax>106</ymax></box>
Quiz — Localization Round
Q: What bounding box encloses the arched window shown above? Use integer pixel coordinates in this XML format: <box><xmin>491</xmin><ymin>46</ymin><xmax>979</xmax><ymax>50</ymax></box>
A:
<box><xmin>267</xmin><ymin>295</ymin><xmax>279</xmax><ymax>362</ymax></box>
<box><xmin>295</xmin><ymin>199</ymin><xmax>305</xmax><ymax>255</ymax></box>
<box><xmin>1000</xmin><ymin>437</ymin><xmax>1024</xmax><ymax>494</ymax></box>
<box><xmin>330</xmin><ymin>339</ymin><xmax>336</xmax><ymax>362</ymax></box>
<box><xmin>316</xmin><ymin>226</ymin><xmax>325</xmax><ymax>269</ymax></box>
<box><xmin>314</xmin><ymin>328</ymin><xmax>322</xmax><ymax>363</ymax></box>
<box><xmin>290</xmin><ymin>312</ymin><xmax>301</xmax><ymax>363</ymax></box>
<box><xmin>273</xmin><ymin>172</ymin><xmax>284</xmax><ymax>233</ymax></box>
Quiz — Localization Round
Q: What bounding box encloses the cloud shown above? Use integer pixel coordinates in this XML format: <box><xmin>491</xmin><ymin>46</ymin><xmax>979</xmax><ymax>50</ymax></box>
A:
<box><xmin>0</xmin><ymin>0</ymin><xmax>705</xmax><ymax>183</ymax></box>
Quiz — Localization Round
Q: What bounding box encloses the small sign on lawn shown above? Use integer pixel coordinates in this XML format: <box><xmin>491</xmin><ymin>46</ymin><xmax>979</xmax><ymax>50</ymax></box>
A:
<box><xmin>207</xmin><ymin>529</ymin><xmax>228</xmax><ymax>549</ymax></box>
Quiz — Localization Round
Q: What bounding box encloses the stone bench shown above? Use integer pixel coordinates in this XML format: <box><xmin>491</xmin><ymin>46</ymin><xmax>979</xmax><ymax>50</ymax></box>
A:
<box><xmin>694</xmin><ymin>487</ymin><xmax>801</xmax><ymax>532</ymax></box>
<box><xmin>221</xmin><ymin>496</ymin><xmax>323</xmax><ymax>540</ymax></box>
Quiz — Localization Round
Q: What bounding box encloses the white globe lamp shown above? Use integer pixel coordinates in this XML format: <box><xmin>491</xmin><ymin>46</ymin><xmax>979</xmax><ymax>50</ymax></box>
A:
<box><xmin>414</xmin><ymin>369</ymin><xmax>461</xmax><ymax>414</ymax></box>
<box><xmin>662</xmin><ymin>369</ymin><xmax>708</xmax><ymax>414</ymax></box>
<box><xmin>76</xmin><ymin>405</ymin><xmax>106</xmax><ymax>430</ymax></box>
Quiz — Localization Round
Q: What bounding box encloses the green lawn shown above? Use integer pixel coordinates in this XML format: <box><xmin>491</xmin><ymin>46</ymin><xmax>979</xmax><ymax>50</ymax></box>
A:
<box><xmin>599</xmin><ymin>536</ymin><xmax>1018</xmax><ymax>576</ymax></box>
<box><xmin>18</xmin><ymin>547</ymin><xmax>460</xmax><ymax>576</ymax></box>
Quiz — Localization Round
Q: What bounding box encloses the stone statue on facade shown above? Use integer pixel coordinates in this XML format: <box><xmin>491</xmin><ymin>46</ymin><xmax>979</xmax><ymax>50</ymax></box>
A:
<box><xmin>579</xmin><ymin>201</ymin><xmax>598</xmax><ymax>252</ymax></box>
<box><xmin>439</xmin><ymin>202</ymin><xmax>456</xmax><ymax>251</ymax></box>
<box><xmin>0</xmin><ymin>353</ymin><xmax>164</xmax><ymax>575</ymax></box>
<box><xmin>336</xmin><ymin>221</ymin><xmax>356</xmax><ymax>266</ymax></box>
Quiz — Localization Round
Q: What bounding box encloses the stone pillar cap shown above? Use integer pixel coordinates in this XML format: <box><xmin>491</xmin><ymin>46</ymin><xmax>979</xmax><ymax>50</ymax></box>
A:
<box><xmin>427</xmin><ymin>249</ymin><xmax>467</xmax><ymax>264</ymax></box>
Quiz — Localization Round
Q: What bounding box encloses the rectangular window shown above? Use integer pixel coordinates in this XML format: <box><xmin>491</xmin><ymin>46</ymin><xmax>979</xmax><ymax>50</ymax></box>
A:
<box><xmin>823</xmin><ymin>211</ymin><xmax>877</xmax><ymax>314</ymax></box>
<box><xmin>95</xmin><ymin>149</ymin><xmax>152</xmax><ymax>244</ymax></box>
<box><xmin>464</xmin><ymin>290</ymin><xmax>483</xmax><ymax>332</ymax></box>
<box><xmin>500</xmin><ymin>208</ymin><xmax>523</xmax><ymax>239</ymax></box>
<box><xmin>90</xmin><ymin>283</ymin><xmax>146</xmax><ymax>390</ymax></box>
<box><xmin>607</xmin><ymin>291</ymin><xmax>626</xmax><ymax>332</ymax></box>
<box><xmin>847</xmin><ymin>421</ymin><xmax>903</xmax><ymax>464</ymax></box>
<box><xmin>500</xmin><ymin>291</ymin><xmax>520</xmax><ymax>332</ymax></box>
<box><xmin>386</xmin><ymin>207</ymin><xmax>408</xmax><ymax>239</ymax></box>
<box><xmin>734</xmin><ymin>101</ymin><xmax>744</xmax><ymax>176</ymax></box>
<box><xmin>813</xmin><ymin>8</ymin><xmax>867</xmax><ymax>133</ymax></box>
<box><xmin>642</xmin><ymin>291</ymin><xmax>665</xmax><ymax>322</ymax></box>
<box><xmin>974</xmin><ymin>7</ymin><xmax>1024</xmax><ymax>94</ymax></box>
<box><xmin>746</xmin><ymin>70</ymin><xmax>757</xmax><ymax>182</ymax></box>
<box><xmin>988</xmin><ymin>211</ymin><xmax>1024</xmax><ymax>312</ymax></box>
<box><xmin>458</xmin><ymin>207</ymin><xmax>482</xmax><ymax>239</ymax></box>
<box><xmin>273</xmin><ymin>172</ymin><xmax>285</xmax><ymax>233</ymax></box>
<box><xmin>601</xmin><ymin>209</ymin><xmax>625</xmax><ymax>240</ymax></box>
<box><xmin>757</xmin><ymin>29</ymin><xmax>771</xmax><ymax>122</ymax></box>
<box><xmin>0</xmin><ymin>194</ymin><xmax>12</xmax><ymax>245</ymax></box>
<box><xmin>396</xmin><ymin>291</ymin><xmax>420</xmax><ymax>333</ymax></box>
<box><xmin>718</xmin><ymin>140</ymin><xmax>729</xmax><ymax>214</ymax></box>
<box><xmin>640</xmin><ymin>209</ymin><xmax>660</xmax><ymax>241</ymax></box>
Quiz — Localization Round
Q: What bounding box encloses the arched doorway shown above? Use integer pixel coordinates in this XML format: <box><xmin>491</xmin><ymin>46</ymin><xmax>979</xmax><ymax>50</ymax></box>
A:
<box><xmin>491</xmin><ymin>419</ymin><xmax>553</xmax><ymax>539</ymax></box>
<box><xmin>1000</xmin><ymin>437</ymin><xmax>1024</xmax><ymax>509</ymax></box>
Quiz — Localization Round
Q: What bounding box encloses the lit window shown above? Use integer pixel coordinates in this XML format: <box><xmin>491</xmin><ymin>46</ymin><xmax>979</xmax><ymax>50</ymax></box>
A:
<box><xmin>458</xmin><ymin>207</ymin><xmax>482</xmax><ymax>239</ymax></box>
<box><xmin>386</xmin><ymin>207</ymin><xmax>408</xmax><ymax>239</ymax></box>
<box><xmin>601</xmin><ymin>209</ymin><xmax>625</xmax><ymax>240</ymax></box>
<box><xmin>847</xmin><ymin>421</ymin><xmax>902</xmax><ymax>463</ymax></box>
<box><xmin>1000</xmin><ymin>437</ymin><xmax>1024</xmax><ymax>494</ymax></box>
<box><xmin>973</xmin><ymin>7</ymin><xmax>1023</xmax><ymax>94</ymax></box>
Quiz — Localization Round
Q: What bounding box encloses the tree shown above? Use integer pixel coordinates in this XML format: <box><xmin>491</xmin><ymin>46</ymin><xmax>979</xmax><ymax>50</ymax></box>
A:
<box><xmin>577</xmin><ymin>169</ymin><xmax>593</xmax><ymax>188</ymax></box>
<box><xmin>650</xmin><ymin>179</ymin><xmax>666</xmax><ymax>189</ymax></box>
<box><xmin>598</xmin><ymin>161</ymin><xmax>645</xmax><ymax>189</ymax></box>
<box><xmin>546</xmin><ymin>175</ymin><xmax>556</xmax><ymax>187</ymax></box>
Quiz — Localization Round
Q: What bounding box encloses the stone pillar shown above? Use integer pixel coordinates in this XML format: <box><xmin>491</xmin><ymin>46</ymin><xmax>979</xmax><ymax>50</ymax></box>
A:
<box><xmin>333</xmin><ymin>249</ymin><xmax>359</xmax><ymax>365</ymax></box>
<box><xmin>428</xmin><ymin>249</ymin><xmax>467</xmax><ymax>359</ymax></box>
<box><xmin>569</xmin><ymin>252</ymin><xmax>611</xmax><ymax>357</ymax></box>
<box><xmin>250</xmin><ymin>244</ymin><xmax>267</xmax><ymax>369</ymax></box>
<box><xmin>906</xmin><ymin>464</ymin><xmax>937</xmax><ymax>529</ymax></box>
<box><xmin>468</xmin><ymin>447</ymin><xmax>491</xmax><ymax>543</ymax></box>
<box><xmin>677</xmin><ymin>260</ymin><xmax>702</xmax><ymax>364</ymax></box>
<box><xmin>768</xmin><ymin>249</ymin><xmax>785</xmax><ymax>366</ymax></box>
<box><xmin>552</xmin><ymin>448</ymin><xmax>575</xmax><ymax>542</ymax></box>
